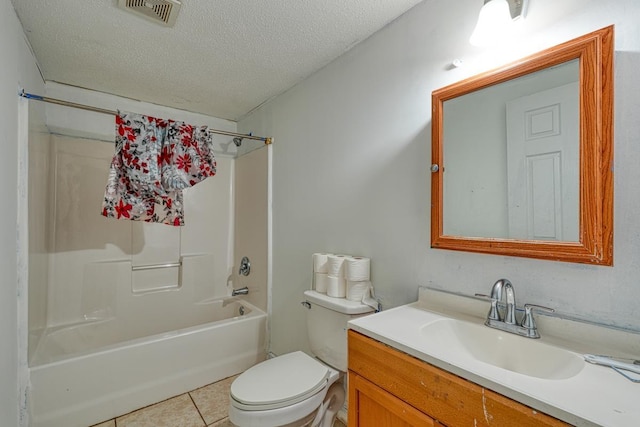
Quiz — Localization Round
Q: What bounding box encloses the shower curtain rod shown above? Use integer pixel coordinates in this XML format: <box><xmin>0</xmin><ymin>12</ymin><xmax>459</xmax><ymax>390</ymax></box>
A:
<box><xmin>19</xmin><ymin>91</ymin><xmax>273</xmax><ymax>145</ymax></box>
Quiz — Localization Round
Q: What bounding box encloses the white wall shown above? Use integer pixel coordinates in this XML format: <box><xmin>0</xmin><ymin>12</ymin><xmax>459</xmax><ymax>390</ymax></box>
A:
<box><xmin>239</xmin><ymin>0</ymin><xmax>640</xmax><ymax>356</ymax></box>
<box><xmin>0</xmin><ymin>0</ymin><xmax>45</xmax><ymax>424</ymax></box>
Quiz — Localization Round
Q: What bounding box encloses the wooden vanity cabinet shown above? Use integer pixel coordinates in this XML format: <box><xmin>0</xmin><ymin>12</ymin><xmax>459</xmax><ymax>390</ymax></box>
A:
<box><xmin>348</xmin><ymin>330</ymin><xmax>570</xmax><ymax>427</ymax></box>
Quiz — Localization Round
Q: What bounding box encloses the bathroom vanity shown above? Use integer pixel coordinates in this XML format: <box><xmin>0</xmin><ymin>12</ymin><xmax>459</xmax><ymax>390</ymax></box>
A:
<box><xmin>347</xmin><ymin>288</ymin><xmax>640</xmax><ymax>427</ymax></box>
<box><xmin>348</xmin><ymin>330</ymin><xmax>567</xmax><ymax>426</ymax></box>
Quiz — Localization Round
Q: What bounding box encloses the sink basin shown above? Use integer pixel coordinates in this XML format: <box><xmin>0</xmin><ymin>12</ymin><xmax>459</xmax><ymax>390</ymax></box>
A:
<box><xmin>420</xmin><ymin>318</ymin><xmax>585</xmax><ymax>380</ymax></box>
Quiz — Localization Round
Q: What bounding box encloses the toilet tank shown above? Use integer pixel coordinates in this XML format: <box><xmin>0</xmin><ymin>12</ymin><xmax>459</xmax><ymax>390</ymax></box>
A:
<box><xmin>303</xmin><ymin>290</ymin><xmax>375</xmax><ymax>372</ymax></box>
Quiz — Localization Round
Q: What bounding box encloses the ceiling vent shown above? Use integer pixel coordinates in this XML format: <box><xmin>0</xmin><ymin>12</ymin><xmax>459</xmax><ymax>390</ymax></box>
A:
<box><xmin>117</xmin><ymin>0</ymin><xmax>182</xmax><ymax>27</ymax></box>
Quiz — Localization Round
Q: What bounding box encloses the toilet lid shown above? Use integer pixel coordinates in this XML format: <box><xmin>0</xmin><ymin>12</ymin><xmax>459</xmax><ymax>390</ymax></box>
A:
<box><xmin>231</xmin><ymin>351</ymin><xmax>330</xmax><ymax>410</ymax></box>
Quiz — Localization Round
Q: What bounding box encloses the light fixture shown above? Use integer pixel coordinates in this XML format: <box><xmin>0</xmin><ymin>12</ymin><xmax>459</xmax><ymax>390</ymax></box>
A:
<box><xmin>469</xmin><ymin>0</ymin><xmax>528</xmax><ymax>46</ymax></box>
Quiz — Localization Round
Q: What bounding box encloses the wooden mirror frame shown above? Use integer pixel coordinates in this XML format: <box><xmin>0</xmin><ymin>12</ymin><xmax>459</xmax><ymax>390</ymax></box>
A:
<box><xmin>431</xmin><ymin>26</ymin><xmax>613</xmax><ymax>265</ymax></box>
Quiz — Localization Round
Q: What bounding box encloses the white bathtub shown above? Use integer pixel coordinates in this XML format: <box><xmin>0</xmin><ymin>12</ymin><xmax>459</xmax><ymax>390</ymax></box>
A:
<box><xmin>29</xmin><ymin>298</ymin><xmax>267</xmax><ymax>427</ymax></box>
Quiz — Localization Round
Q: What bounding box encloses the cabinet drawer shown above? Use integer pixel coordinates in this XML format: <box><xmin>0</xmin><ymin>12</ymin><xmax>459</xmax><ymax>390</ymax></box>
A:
<box><xmin>348</xmin><ymin>330</ymin><xmax>570</xmax><ymax>427</ymax></box>
<box><xmin>349</xmin><ymin>372</ymin><xmax>436</xmax><ymax>426</ymax></box>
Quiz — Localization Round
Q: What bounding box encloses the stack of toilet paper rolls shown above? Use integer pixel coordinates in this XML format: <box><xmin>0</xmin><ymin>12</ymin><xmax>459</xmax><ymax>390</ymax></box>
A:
<box><xmin>313</xmin><ymin>253</ymin><xmax>371</xmax><ymax>301</ymax></box>
<box><xmin>344</xmin><ymin>256</ymin><xmax>371</xmax><ymax>301</ymax></box>
<box><xmin>312</xmin><ymin>253</ymin><xmax>332</xmax><ymax>293</ymax></box>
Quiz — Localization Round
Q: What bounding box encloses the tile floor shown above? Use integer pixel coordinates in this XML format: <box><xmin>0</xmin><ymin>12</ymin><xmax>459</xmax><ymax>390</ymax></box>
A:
<box><xmin>89</xmin><ymin>375</ymin><xmax>347</xmax><ymax>427</ymax></box>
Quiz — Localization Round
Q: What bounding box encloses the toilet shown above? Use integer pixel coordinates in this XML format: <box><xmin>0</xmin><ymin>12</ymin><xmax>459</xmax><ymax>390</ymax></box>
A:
<box><xmin>229</xmin><ymin>290</ymin><xmax>375</xmax><ymax>427</ymax></box>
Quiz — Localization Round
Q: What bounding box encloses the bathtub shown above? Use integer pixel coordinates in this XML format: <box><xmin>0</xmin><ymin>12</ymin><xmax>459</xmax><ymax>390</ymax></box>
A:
<box><xmin>29</xmin><ymin>297</ymin><xmax>267</xmax><ymax>427</ymax></box>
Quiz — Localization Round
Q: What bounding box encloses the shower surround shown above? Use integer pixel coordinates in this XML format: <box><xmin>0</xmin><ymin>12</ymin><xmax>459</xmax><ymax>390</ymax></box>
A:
<box><xmin>26</xmin><ymin>90</ymin><xmax>270</xmax><ymax>427</ymax></box>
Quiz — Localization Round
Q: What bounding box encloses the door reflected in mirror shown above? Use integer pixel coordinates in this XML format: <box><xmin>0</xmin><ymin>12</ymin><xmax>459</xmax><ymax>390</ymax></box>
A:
<box><xmin>431</xmin><ymin>26</ymin><xmax>613</xmax><ymax>265</ymax></box>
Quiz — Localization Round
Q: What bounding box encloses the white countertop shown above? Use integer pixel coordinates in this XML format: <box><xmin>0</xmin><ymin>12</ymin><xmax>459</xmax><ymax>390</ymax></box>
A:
<box><xmin>348</xmin><ymin>288</ymin><xmax>640</xmax><ymax>427</ymax></box>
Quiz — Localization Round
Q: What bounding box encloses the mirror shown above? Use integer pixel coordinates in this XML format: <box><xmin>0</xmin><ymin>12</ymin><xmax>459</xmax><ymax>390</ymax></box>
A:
<box><xmin>431</xmin><ymin>26</ymin><xmax>613</xmax><ymax>265</ymax></box>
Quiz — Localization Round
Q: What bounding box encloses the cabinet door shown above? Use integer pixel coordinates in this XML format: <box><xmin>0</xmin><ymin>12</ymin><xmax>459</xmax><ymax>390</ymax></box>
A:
<box><xmin>349</xmin><ymin>372</ymin><xmax>436</xmax><ymax>427</ymax></box>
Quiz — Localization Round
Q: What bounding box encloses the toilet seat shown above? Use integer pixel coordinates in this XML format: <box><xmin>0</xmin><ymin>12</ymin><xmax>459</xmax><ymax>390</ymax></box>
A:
<box><xmin>231</xmin><ymin>351</ymin><xmax>330</xmax><ymax>411</ymax></box>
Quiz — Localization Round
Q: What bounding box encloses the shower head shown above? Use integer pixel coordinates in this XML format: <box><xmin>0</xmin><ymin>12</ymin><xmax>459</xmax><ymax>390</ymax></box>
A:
<box><xmin>233</xmin><ymin>137</ymin><xmax>243</xmax><ymax>147</ymax></box>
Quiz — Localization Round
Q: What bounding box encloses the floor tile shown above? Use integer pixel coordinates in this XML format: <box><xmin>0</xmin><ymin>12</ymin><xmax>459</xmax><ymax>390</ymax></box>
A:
<box><xmin>90</xmin><ymin>420</ymin><xmax>115</xmax><ymax>427</ymax></box>
<box><xmin>116</xmin><ymin>393</ymin><xmax>205</xmax><ymax>427</ymax></box>
<box><xmin>189</xmin><ymin>375</ymin><xmax>237</xmax><ymax>425</ymax></box>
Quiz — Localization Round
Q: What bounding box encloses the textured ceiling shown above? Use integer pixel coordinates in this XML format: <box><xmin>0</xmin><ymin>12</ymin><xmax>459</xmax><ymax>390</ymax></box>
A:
<box><xmin>11</xmin><ymin>0</ymin><xmax>425</xmax><ymax>120</ymax></box>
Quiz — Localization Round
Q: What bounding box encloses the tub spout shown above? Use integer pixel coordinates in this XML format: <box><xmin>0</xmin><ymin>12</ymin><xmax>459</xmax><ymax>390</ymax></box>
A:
<box><xmin>232</xmin><ymin>286</ymin><xmax>249</xmax><ymax>296</ymax></box>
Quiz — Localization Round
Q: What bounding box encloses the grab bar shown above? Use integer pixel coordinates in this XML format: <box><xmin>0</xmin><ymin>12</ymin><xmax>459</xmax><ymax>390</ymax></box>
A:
<box><xmin>132</xmin><ymin>262</ymin><xmax>181</xmax><ymax>271</ymax></box>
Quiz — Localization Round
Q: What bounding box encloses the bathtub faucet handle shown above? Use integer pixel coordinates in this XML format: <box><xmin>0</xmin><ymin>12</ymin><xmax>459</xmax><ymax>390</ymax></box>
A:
<box><xmin>239</xmin><ymin>256</ymin><xmax>251</xmax><ymax>276</ymax></box>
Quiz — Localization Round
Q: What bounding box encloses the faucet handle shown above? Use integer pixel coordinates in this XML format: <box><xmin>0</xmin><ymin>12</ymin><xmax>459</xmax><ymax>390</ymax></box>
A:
<box><xmin>475</xmin><ymin>293</ymin><xmax>501</xmax><ymax>321</ymax></box>
<box><xmin>522</xmin><ymin>304</ymin><xmax>555</xmax><ymax>335</ymax></box>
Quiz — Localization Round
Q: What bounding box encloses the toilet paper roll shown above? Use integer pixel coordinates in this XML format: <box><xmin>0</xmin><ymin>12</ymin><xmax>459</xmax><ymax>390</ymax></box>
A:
<box><xmin>314</xmin><ymin>272</ymin><xmax>329</xmax><ymax>293</ymax></box>
<box><xmin>312</xmin><ymin>253</ymin><xmax>332</xmax><ymax>273</ymax></box>
<box><xmin>346</xmin><ymin>280</ymin><xmax>372</xmax><ymax>302</ymax></box>
<box><xmin>326</xmin><ymin>254</ymin><xmax>347</xmax><ymax>277</ymax></box>
<box><xmin>326</xmin><ymin>275</ymin><xmax>346</xmax><ymax>298</ymax></box>
<box><xmin>344</xmin><ymin>256</ymin><xmax>370</xmax><ymax>281</ymax></box>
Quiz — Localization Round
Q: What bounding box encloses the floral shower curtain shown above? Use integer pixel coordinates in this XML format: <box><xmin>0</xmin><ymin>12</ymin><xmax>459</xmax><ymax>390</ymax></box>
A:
<box><xmin>101</xmin><ymin>111</ymin><xmax>217</xmax><ymax>226</ymax></box>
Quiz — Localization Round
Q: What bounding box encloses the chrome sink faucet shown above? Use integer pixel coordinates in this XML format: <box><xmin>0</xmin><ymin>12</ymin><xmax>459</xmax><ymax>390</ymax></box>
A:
<box><xmin>477</xmin><ymin>279</ymin><xmax>554</xmax><ymax>339</ymax></box>
<box><xmin>488</xmin><ymin>278</ymin><xmax>516</xmax><ymax>324</ymax></box>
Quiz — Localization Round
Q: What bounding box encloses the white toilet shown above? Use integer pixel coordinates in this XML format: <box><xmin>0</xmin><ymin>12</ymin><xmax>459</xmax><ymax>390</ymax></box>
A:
<box><xmin>229</xmin><ymin>290</ymin><xmax>375</xmax><ymax>427</ymax></box>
